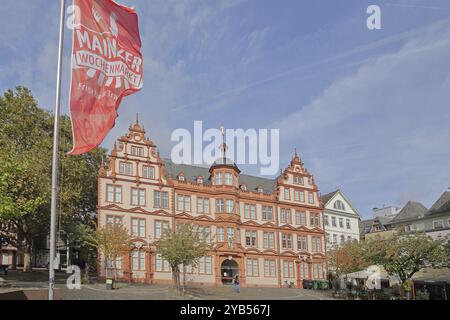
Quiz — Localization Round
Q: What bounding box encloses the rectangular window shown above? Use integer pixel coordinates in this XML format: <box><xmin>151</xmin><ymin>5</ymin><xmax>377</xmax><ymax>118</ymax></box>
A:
<box><xmin>131</xmin><ymin>250</ymin><xmax>145</xmax><ymax>271</ymax></box>
<box><xmin>244</xmin><ymin>204</ymin><xmax>256</xmax><ymax>219</ymax></box>
<box><xmin>297</xmin><ymin>235</ymin><xmax>308</xmax><ymax>251</ymax></box>
<box><xmin>215</xmin><ymin>172</ymin><xmax>222</xmax><ymax>185</ymax></box>
<box><xmin>283</xmin><ymin>260</ymin><xmax>295</xmax><ymax>278</ymax></box>
<box><xmin>161</xmin><ymin>192</ymin><xmax>168</xmax><ymax>209</ymax></box>
<box><xmin>106</xmin><ymin>256</ymin><xmax>122</xmax><ymax>270</ymax></box>
<box><xmin>315</xmin><ymin>213</ymin><xmax>320</xmax><ymax>227</ymax></box>
<box><xmin>246</xmin><ymin>258</ymin><xmax>259</xmax><ymax>277</ymax></box>
<box><xmin>346</xmin><ymin>219</ymin><xmax>351</xmax><ymax>229</ymax></box>
<box><xmin>197</xmin><ymin>197</ymin><xmax>203</xmax><ymax>214</ymax></box>
<box><xmin>263</xmin><ymin>232</ymin><xmax>275</xmax><ymax>249</ymax></box>
<box><xmin>308</xmin><ymin>192</ymin><xmax>314</xmax><ymax>204</ymax></box>
<box><xmin>131</xmin><ymin>218</ymin><xmax>145</xmax><ymax>238</ymax></box>
<box><xmin>433</xmin><ymin>220</ymin><xmax>444</xmax><ymax>229</ymax></box>
<box><xmin>324</xmin><ymin>215</ymin><xmax>329</xmax><ymax>226</ymax></box>
<box><xmin>119</xmin><ymin>162</ymin><xmax>132</xmax><ymax>176</ymax></box>
<box><xmin>245</xmin><ymin>230</ymin><xmax>257</xmax><ymax>247</ymax></box>
<box><xmin>131</xmin><ymin>188</ymin><xmax>145</xmax><ymax>206</ymax></box>
<box><xmin>216</xmin><ymin>199</ymin><xmax>224</xmax><ymax>213</ymax></box>
<box><xmin>281</xmin><ymin>233</ymin><xmax>293</xmax><ymax>250</ymax></box>
<box><xmin>142</xmin><ymin>165</ymin><xmax>155</xmax><ymax>179</ymax></box>
<box><xmin>183</xmin><ymin>195</ymin><xmax>191</xmax><ymax>212</ymax></box>
<box><xmin>300</xmin><ymin>211</ymin><xmax>306</xmax><ymax>226</ymax></box>
<box><xmin>106</xmin><ymin>185</ymin><xmax>122</xmax><ymax>203</ymax></box>
<box><xmin>281</xmin><ymin>208</ymin><xmax>291</xmax><ymax>224</ymax></box>
<box><xmin>299</xmin><ymin>191</ymin><xmax>305</xmax><ymax>202</ymax></box>
<box><xmin>131</xmin><ymin>146</ymin><xmax>144</xmax><ymax>157</ymax></box>
<box><xmin>217</xmin><ymin>227</ymin><xmax>224</xmax><ymax>242</ymax></box>
<box><xmin>154</xmin><ymin>191</ymin><xmax>161</xmax><ymax>208</ymax></box>
<box><xmin>227</xmin><ymin>227</ymin><xmax>235</xmax><ymax>242</ymax></box>
<box><xmin>177</xmin><ymin>194</ymin><xmax>191</xmax><ymax>211</ymax></box>
<box><xmin>300</xmin><ymin>262</ymin><xmax>308</xmax><ymax>279</ymax></box>
<box><xmin>313</xmin><ymin>263</ymin><xmax>324</xmax><ymax>279</ymax></box>
<box><xmin>262</xmin><ymin>206</ymin><xmax>273</xmax><ymax>221</ymax></box>
<box><xmin>225</xmin><ymin>173</ymin><xmax>233</xmax><ymax>185</ymax></box>
<box><xmin>155</xmin><ymin>220</ymin><xmax>169</xmax><ymax>239</ymax></box>
<box><xmin>339</xmin><ymin>218</ymin><xmax>344</xmax><ymax>228</ymax></box>
<box><xmin>295</xmin><ymin>210</ymin><xmax>301</xmax><ymax>225</ymax></box>
<box><xmin>106</xmin><ymin>185</ymin><xmax>114</xmax><ymax>202</ymax></box>
<box><xmin>312</xmin><ymin>237</ymin><xmax>322</xmax><ymax>253</ymax></box>
<box><xmin>264</xmin><ymin>259</ymin><xmax>276</xmax><ymax>277</ymax></box>
<box><xmin>156</xmin><ymin>254</ymin><xmax>170</xmax><ymax>272</ymax></box>
<box><xmin>331</xmin><ymin>216</ymin><xmax>337</xmax><ymax>227</ymax></box>
<box><xmin>284</xmin><ymin>188</ymin><xmax>290</xmax><ymax>200</ymax></box>
<box><xmin>106</xmin><ymin>215</ymin><xmax>122</xmax><ymax>226</ymax></box>
<box><xmin>294</xmin><ymin>190</ymin><xmax>300</xmax><ymax>201</ymax></box>
<box><xmin>198</xmin><ymin>256</ymin><xmax>213</xmax><ymax>274</ymax></box>
<box><xmin>225</xmin><ymin>200</ymin><xmax>234</xmax><ymax>213</ymax></box>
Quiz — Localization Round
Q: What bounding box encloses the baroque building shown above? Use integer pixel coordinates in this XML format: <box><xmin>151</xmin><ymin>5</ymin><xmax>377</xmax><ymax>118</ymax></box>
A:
<box><xmin>97</xmin><ymin>118</ymin><xmax>327</xmax><ymax>287</ymax></box>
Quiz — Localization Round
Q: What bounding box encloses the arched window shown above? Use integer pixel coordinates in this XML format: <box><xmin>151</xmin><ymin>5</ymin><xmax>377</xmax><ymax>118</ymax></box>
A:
<box><xmin>333</xmin><ymin>200</ymin><xmax>346</xmax><ymax>211</ymax></box>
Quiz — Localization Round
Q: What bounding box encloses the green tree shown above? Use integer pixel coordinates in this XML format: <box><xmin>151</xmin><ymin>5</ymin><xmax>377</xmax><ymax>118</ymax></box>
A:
<box><xmin>365</xmin><ymin>233</ymin><xmax>449</xmax><ymax>289</ymax></box>
<box><xmin>0</xmin><ymin>86</ymin><xmax>106</xmax><ymax>271</ymax></box>
<box><xmin>155</xmin><ymin>224</ymin><xmax>210</xmax><ymax>295</ymax></box>
<box><xmin>95</xmin><ymin>224</ymin><xmax>132</xmax><ymax>281</ymax></box>
<box><xmin>66</xmin><ymin>222</ymin><xmax>97</xmax><ymax>283</ymax></box>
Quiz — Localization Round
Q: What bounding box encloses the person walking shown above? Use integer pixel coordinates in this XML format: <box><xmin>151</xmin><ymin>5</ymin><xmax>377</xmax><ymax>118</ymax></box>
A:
<box><xmin>233</xmin><ymin>275</ymin><xmax>240</xmax><ymax>293</ymax></box>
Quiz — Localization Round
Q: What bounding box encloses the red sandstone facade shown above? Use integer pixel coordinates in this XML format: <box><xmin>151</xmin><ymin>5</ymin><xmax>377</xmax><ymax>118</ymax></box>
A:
<box><xmin>97</xmin><ymin>119</ymin><xmax>327</xmax><ymax>287</ymax></box>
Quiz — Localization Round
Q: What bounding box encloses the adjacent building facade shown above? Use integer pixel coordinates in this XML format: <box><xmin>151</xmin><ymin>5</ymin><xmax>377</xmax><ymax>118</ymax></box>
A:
<box><xmin>360</xmin><ymin>192</ymin><xmax>450</xmax><ymax>243</ymax></box>
<box><xmin>97</xmin><ymin>119</ymin><xmax>327</xmax><ymax>287</ymax></box>
<box><xmin>321</xmin><ymin>190</ymin><xmax>361</xmax><ymax>247</ymax></box>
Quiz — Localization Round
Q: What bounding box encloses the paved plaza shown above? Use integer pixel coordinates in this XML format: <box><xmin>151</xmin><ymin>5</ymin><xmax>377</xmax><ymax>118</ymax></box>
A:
<box><xmin>0</xmin><ymin>270</ymin><xmax>334</xmax><ymax>300</ymax></box>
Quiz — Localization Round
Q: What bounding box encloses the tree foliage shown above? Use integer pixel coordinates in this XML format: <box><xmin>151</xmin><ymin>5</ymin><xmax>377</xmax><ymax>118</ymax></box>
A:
<box><xmin>95</xmin><ymin>224</ymin><xmax>132</xmax><ymax>279</ymax></box>
<box><xmin>66</xmin><ymin>222</ymin><xmax>98</xmax><ymax>282</ymax></box>
<box><xmin>327</xmin><ymin>240</ymin><xmax>370</xmax><ymax>277</ymax></box>
<box><xmin>155</xmin><ymin>224</ymin><xmax>210</xmax><ymax>295</ymax></box>
<box><xmin>0</xmin><ymin>86</ymin><xmax>106</xmax><ymax>271</ymax></box>
<box><xmin>365</xmin><ymin>232</ymin><xmax>449</xmax><ymax>284</ymax></box>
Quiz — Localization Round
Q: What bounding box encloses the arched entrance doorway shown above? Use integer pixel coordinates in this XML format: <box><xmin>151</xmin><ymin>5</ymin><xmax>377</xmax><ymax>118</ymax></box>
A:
<box><xmin>221</xmin><ymin>259</ymin><xmax>239</xmax><ymax>285</ymax></box>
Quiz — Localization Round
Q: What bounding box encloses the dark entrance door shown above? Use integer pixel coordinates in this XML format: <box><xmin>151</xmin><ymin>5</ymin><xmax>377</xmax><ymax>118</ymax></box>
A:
<box><xmin>221</xmin><ymin>259</ymin><xmax>238</xmax><ymax>285</ymax></box>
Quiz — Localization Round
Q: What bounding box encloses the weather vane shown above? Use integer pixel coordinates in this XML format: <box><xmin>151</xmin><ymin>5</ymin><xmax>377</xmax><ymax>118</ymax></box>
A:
<box><xmin>219</xmin><ymin>125</ymin><xmax>228</xmax><ymax>160</ymax></box>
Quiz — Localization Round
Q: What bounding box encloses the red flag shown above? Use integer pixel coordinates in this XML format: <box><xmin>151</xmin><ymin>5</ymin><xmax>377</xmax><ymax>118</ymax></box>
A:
<box><xmin>68</xmin><ymin>0</ymin><xmax>143</xmax><ymax>155</ymax></box>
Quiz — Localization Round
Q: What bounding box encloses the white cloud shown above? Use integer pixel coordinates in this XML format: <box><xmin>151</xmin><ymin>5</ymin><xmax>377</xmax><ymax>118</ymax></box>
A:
<box><xmin>271</xmin><ymin>19</ymin><xmax>450</xmax><ymax>216</ymax></box>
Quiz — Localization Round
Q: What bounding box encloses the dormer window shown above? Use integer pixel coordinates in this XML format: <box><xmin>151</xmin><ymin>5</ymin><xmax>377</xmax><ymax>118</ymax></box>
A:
<box><xmin>131</xmin><ymin>146</ymin><xmax>144</xmax><ymax>157</ymax></box>
<box><xmin>196</xmin><ymin>176</ymin><xmax>204</xmax><ymax>184</ymax></box>
<box><xmin>240</xmin><ymin>184</ymin><xmax>247</xmax><ymax>191</ymax></box>
<box><xmin>257</xmin><ymin>186</ymin><xmax>263</xmax><ymax>193</ymax></box>
<box><xmin>178</xmin><ymin>173</ymin><xmax>185</xmax><ymax>181</ymax></box>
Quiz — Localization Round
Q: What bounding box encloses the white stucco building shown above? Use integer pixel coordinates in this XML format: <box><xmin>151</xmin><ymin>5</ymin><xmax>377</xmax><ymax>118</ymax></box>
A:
<box><xmin>321</xmin><ymin>190</ymin><xmax>361</xmax><ymax>247</ymax></box>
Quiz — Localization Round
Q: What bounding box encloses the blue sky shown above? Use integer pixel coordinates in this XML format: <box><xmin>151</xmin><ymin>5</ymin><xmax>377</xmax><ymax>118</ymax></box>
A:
<box><xmin>1</xmin><ymin>0</ymin><xmax>450</xmax><ymax>218</ymax></box>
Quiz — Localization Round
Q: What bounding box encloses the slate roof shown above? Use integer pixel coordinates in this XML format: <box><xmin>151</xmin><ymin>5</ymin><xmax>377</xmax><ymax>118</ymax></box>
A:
<box><xmin>429</xmin><ymin>191</ymin><xmax>450</xmax><ymax>214</ymax></box>
<box><xmin>360</xmin><ymin>216</ymin><xmax>394</xmax><ymax>235</ymax></box>
<box><xmin>321</xmin><ymin>190</ymin><xmax>339</xmax><ymax>205</ymax></box>
<box><xmin>389</xmin><ymin>201</ymin><xmax>428</xmax><ymax>224</ymax></box>
<box><xmin>163</xmin><ymin>159</ymin><xmax>277</xmax><ymax>194</ymax></box>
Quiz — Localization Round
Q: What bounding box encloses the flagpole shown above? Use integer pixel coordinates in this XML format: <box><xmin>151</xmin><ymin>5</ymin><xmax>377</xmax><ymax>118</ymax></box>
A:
<box><xmin>49</xmin><ymin>0</ymin><xmax>66</xmax><ymax>301</ymax></box>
